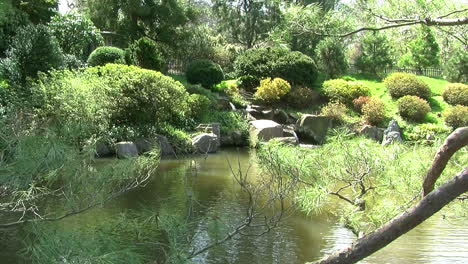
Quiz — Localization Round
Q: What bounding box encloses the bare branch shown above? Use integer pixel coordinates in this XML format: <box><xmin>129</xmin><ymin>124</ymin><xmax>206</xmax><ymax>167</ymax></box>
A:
<box><xmin>437</xmin><ymin>8</ymin><xmax>468</xmax><ymax>19</ymax></box>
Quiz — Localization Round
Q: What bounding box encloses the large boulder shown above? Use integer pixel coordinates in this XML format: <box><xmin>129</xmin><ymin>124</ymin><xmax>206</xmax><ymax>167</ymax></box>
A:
<box><xmin>221</xmin><ymin>130</ymin><xmax>247</xmax><ymax>147</ymax></box>
<box><xmin>192</xmin><ymin>133</ymin><xmax>219</xmax><ymax>153</ymax></box>
<box><xmin>134</xmin><ymin>136</ymin><xmax>175</xmax><ymax>157</ymax></box>
<box><xmin>95</xmin><ymin>141</ymin><xmax>114</xmax><ymax>157</ymax></box>
<box><xmin>249</xmin><ymin>120</ymin><xmax>283</xmax><ymax>145</ymax></box>
<box><xmin>283</xmin><ymin>125</ymin><xmax>299</xmax><ymax>143</ymax></box>
<box><xmin>246</xmin><ymin>105</ymin><xmax>274</xmax><ymax>120</ymax></box>
<box><xmin>295</xmin><ymin>115</ymin><xmax>331</xmax><ymax>144</ymax></box>
<box><xmin>156</xmin><ymin>135</ymin><xmax>176</xmax><ymax>157</ymax></box>
<box><xmin>115</xmin><ymin>142</ymin><xmax>138</xmax><ymax>158</ymax></box>
<box><xmin>382</xmin><ymin>120</ymin><xmax>403</xmax><ymax>146</ymax></box>
<box><xmin>359</xmin><ymin>125</ymin><xmax>385</xmax><ymax>142</ymax></box>
<box><xmin>272</xmin><ymin>109</ymin><xmax>289</xmax><ymax>124</ymax></box>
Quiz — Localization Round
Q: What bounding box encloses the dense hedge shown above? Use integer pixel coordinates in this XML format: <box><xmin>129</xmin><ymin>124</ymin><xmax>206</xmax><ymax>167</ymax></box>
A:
<box><xmin>87</xmin><ymin>46</ymin><xmax>126</xmax><ymax>67</ymax></box>
<box><xmin>186</xmin><ymin>59</ymin><xmax>224</xmax><ymax>89</ymax></box>
<box><xmin>384</xmin><ymin>73</ymin><xmax>430</xmax><ymax>99</ymax></box>
<box><xmin>322</xmin><ymin>79</ymin><xmax>370</xmax><ymax>105</ymax></box>
<box><xmin>397</xmin><ymin>95</ymin><xmax>431</xmax><ymax>122</ymax></box>
<box><xmin>234</xmin><ymin>47</ymin><xmax>317</xmax><ymax>90</ymax></box>
<box><xmin>442</xmin><ymin>83</ymin><xmax>468</xmax><ymax>106</ymax></box>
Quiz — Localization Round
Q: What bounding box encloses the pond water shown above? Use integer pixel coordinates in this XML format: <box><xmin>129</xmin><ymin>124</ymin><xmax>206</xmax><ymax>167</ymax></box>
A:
<box><xmin>2</xmin><ymin>148</ymin><xmax>467</xmax><ymax>263</ymax></box>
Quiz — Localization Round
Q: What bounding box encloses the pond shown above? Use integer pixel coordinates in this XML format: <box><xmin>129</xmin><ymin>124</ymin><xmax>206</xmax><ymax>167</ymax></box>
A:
<box><xmin>2</xmin><ymin>148</ymin><xmax>467</xmax><ymax>263</ymax></box>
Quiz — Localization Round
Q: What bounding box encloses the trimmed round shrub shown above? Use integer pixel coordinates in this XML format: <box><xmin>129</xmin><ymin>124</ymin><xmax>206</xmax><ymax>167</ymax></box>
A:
<box><xmin>87</xmin><ymin>46</ymin><xmax>125</xmax><ymax>67</ymax></box>
<box><xmin>362</xmin><ymin>97</ymin><xmax>386</xmax><ymax>125</ymax></box>
<box><xmin>186</xmin><ymin>59</ymin><xmax>224</xmax><ymax>89</ymax></box>
<box><xmin>254</xmin><ymin>77</ymin><xmax>291</xmax><ymax>104</ymax></box>
<box><xmin>444</xmin><ymin>105</ymin><xmax>468</xmax><ymax>128</ymax></box>
<box><xmin>320</xmin><ymin>102</ymin><xmax>347</xmax><ymax>124</ymax></box>
<box><xmin>322</xmin><ymin>79</ymin><xmax>370</xmax><ymax>105</ymax></box>
<box><xmin>353</xmin><ymin>96</ymin><xmax>371</xmax><ymax>113</ymax></box>
<box><xmin>397</xmin><ymin>95</ymin><xmax>431</xmax><ymax>121</ymax></box>
<box><xmin>384</xmin><ymin>72</ymin><xmax>431</xmax><ymax>99</ymax></box>
<box><xmin>283</xmin><ymin>86</ymin><xmax>320</xmax><ymax>109</ymax></box>
<box><xmin>234</xmin><ymin>47</ymin><xmax>317</xmax><ymax>90</ymax></box>
<box><xmin>442</xmin><ymin>83</ymin><xmax>468</xmax><ymax>106</ymax></box>
<box><xmin>125</xmin><ymin>37</ymin><xmax>166</xmax><ymax>72</ymax></box>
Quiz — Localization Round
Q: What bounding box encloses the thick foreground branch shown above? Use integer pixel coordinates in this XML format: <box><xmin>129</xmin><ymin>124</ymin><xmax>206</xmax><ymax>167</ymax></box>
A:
<box><xmin>314</xmin><ymin>167</ymin><xmax>467</xmax><ymax>264</ymax></box>
<box><xmin>423</xmin><ymin>127</ymin><xmax>468</xmax><ymax>196</ymax></box>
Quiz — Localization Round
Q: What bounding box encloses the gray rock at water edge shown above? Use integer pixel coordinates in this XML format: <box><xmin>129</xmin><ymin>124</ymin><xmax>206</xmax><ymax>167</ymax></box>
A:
<box><xmin>273</xmin><ymin>137</ymin><xmax>299</xmax><ymax>145</ymax></box>
<box><xmin>359</xmin><ymin>125</ymin><xmax>385</xmax><ymax>142</ymax></box>
<box><xmin>382</xmin><ymin>120</ymin><xmax>403</xmax><ymax>146</ymax></box>
<box><xmin>295</xmin><ymin>115</ymin><xmax>331</xmax><ymax>144</ymax></box>
<box><xmin>95</xmin><ymin>142</ymin><xmax>114</xmax><ymax>157</ymax></box>
<box><xmin>221</xmin><ymin>130</ymin><xmax>246</xmax><ymax>147</ymax></box>
<box><xmin>283</xmin><ymin>125</ymin><xmax>299</xmax><ymax>143</ymax></box>
<box><xmin>134</xmin><ymin>138</ymin><xmax>156</xmax><ymax>154</ymax></box>
<box><xmin>272</xmin><ymin>109</ymin><xmax>289</xmax><ymax>124</ymax></box>
<box><xmin>115</xmin><ymin>142</ymin><xmax>139</xmax><ymax>158</ymax></box>
<box><xmin>246</xmin><ymin>105</ymin><xmax>274</xmax><ymax>120</ymax></box>
<box><xmin>249</xmin><ymin>120</ymin><xmax>283</xmax><ymax>144</ymax></box>
<box><xmin>156</xmin><ymin>135</ymin><xmax>176</xmax><ymax>157</ymax></box>
<box><xmin>192</xmin><ymin>133</ymin><xmax>219</xmax><ymax>153</ymax></box>
<box><xmin>196</xmin><ymin>123</ymin><xmax>221</xmax><ymax>147</ymax></box>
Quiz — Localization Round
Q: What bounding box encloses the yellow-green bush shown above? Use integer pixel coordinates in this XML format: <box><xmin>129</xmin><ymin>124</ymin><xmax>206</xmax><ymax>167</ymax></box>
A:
<box><xmin>444</xmin><ymin>105</ymin><xmax>468</xmax><ymax>128</ymax></box>
<box><xmin>362</xmin><ymin>97</ymin><xmax>386</xmax><ymax>125</ymax></box>
<box><xmin>322</xmin><ymin>79</ymin><xmax>370</xmax><ymax>105</ymax></box>
<box><xmin>442</xmin><ymin>83</ymin><xmax>468</xmax><ymax>106</ymax></box>
<box><xmin>320</xmin><ymin>102</ymin><xmax>347</xmax><ymax>124</ymax></box>
<box><xmin>254</xmin><ymin>77</ymin><xmax>291</xmax><ymax>103</ymax></box>
<box><xmin>397</xmin><ymin>95</ymin><xmax>431</xmax><ymax>122</ymax></box>
<box><xmin>384</xmin><ymin>72</ymin><xmax>430</xmax><ymax>99</ymax></box>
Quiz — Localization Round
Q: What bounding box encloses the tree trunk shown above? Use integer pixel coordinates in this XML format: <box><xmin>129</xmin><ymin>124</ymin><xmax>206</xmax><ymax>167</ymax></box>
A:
<box><xmin>314</xmin><ymin>167</ymin><xmax>467</xmax><ymax>264</ymax></box>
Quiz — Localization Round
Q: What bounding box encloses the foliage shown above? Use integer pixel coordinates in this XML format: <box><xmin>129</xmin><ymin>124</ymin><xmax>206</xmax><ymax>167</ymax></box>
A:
<box><xmin>320</xmin><ymin>102</ymin><xmax>347</xmax><ymax>124</ymax></box>
<box><xmin>397</xmin><ymin>95</ymin><xmax>431</xmax><ymax>122</ymax></box>
<box><xmin>315</xmin><ymin>37</ymin><xmax>348</xmax><ymax>78</ymax></box>
<box><xmin>362</xmin><ymin>97</ymin><xmax>386</xmax><ymax>125</ymax></box>
<box><xmin>187</xmin><ymin>94</ymin><xmax>213</xmax><ymax>121</ymax></box>
<box><xmin>442</xmin><ymin>47</ymin><xmax>467</xmax><ymax>83</ymax></box>
<box><xmin>254</xmin><ymin>77</ymin><xmax>291</xmax><ymax>104</ymax></box>
<box><xmin>125</xmin><ymin>37</ymin><xmax>166</xmax><ymax>72</ymax></box>
<box><xmin>352</xmin><ymin>96</ymin><xmax>371</xmax><ymax>113</ymax></box>
<box><xmin>0</xmin><ymin>24</ymin><xmax>63</xmax><ymax>87</ymax></box>
<box><xmin>444</xmin><ymin>105</ymin><xmax>468</xmax><ymax>128</ymax></box>
<box><xmin>384</xmin><ymin>72</ymin><xmax>431</xmax><ymax>99</ymax></box>
<box><xmin>322</xmin><ymin>79</ymin><xmax>370</xmax><ymax>105</ymax></box>
<box><xmin>186</xmin><ymin>59</ymin><xmax>224</xmax><ymax>89</ymax></box>
<box><xmin>442</xmin><ymin>83</ymin><xmax>468</xmax><ymax>106</ymax></box>
<box><xmin>185</xmin><ymin>84</ymin><xmax>217</xmax><ymax>102</ymax></box>
<box><xmin>404</xmin><ymin>123</ymin><xmax>450</xmax><ymax>142</ymax></box>
<box><xmin>0</xmin><ymin>0</ymin><xmax>28</xmax><ymax>57</ymax></box>
<box><xmin>283</xmin><ymin>86</ymin><xmax>321</xmax><ymax>109</ymax></box>
<box><xmin>234</xmin><ymin>47</ymin><xmax>317</xmax><ymax>90</ymax></box>
<box><xmin>212</xmin><ymin>0</ymin><xmax>282</xmax><ymax>48</ymax></box>
<box><xmin>48</xmin><ymin>13</ymin><xmax>103</xmax><ymax>62</ymax></box>
<box><xmin>355</xmin><ymin>32</ymin><xmax>393</xmax><ymax>74</ymax></box>
<box><xmin>200</xmin><ymin>110</ymin><xmax>249</xmax><ymax>138</ymax></box>
<box><xmin>87</xmin><ymin>46</ymin><xmax>126</xmax><ymax>67</ymax></box>
<box><xmin>398</xmin><ymin>26</ymin><xmax>439</xmax><ymax>70</ymax></box>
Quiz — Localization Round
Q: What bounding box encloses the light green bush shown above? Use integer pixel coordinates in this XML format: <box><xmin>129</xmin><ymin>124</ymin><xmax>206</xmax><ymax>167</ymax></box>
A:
<box><xmin>87</xmin><ymin>46</ymin><xmax>125</xmax><ymax>67</ymax></box>
<box><xmin>442</xmin><ymin>83</ymin><xmax>468</xmax><ymax>106</ymax></box>
<box><xmin>322</xmin><ymin>79</ymin><xmax>370</xmax><ymax>105</ymax></box>
<box><xmin>362</xmin><ymin>97</ymin><xmax>386</xmax><ymax>125</ymax></box>
<box><xmin>254</xmin><ymin>77</ymin><xmax>291</xmax><ymax>104</ymax></box>
<box><xmin>384</xmin><ymin>72</ymin><xmax>430</xmax><ymax>99</ymax></box>
<box><xmin>397</xmin><ymin>95</ymin><xmax>431</xmax><ymax>122</ymax></box>
<box><xmin>444</xmin><ymin>105</ymin><xmax>468</xmax><ymax>128</ymax></box>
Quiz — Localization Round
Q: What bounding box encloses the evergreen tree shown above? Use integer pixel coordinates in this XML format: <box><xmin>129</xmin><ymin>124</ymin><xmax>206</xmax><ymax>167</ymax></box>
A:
<box><xmin>355</xmin><ymin>32</ymin><xmax>393</xmax><ymax>74</ymax></box>
<box><xmin>399</xmin><ymin>26</ymin><xmax>440</xmax><ymax>70</ymax></box>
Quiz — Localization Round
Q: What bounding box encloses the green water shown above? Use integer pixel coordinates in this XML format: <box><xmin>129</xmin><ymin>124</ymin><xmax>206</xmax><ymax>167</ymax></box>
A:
<box><xmin>1</xmin><ymin>148</ymin><xmax>467</xmax><ymax>263</ymax></box>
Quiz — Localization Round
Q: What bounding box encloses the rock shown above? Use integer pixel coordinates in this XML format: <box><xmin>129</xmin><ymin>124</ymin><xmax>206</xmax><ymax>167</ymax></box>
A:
<box><xmin>382</xmin><ymin>120</ymin><xmax>403</xmax><ymax>146</ymax></box>
<box><xmin>192</xmin><ymin>133</ymin><xmax>219</xmax><ymax>153</ymax></box>
<box><xmin>134</xmin><ymin>138</ymin><xmax>156</xmax><ymax>154</ymax></box>
<box><xmin>196</xmin><ymin>123</ymin><xmax>221</xmax><ymax>147</ymax></box>
<box><xmin>221</xmin><ymin>130</ymin><xmax>246</xmax><ymax>147</ymax></box>
<box><xmin>155</xmin><ymin>135</ymin><xmax>175</xmax><ymax>157</ymax></box>
<box><xmin>249</xmin><ymin>120</ymin><xmax>283</xmax><ymax>144</ymax></box>
<box><xmin>426</xmin><ymin>133</ymin><xmax>435</xmax><ymax>141</ymax></box>
<box><xmin>217</xmin><ymin>97</ymin><xmax>236</xmax><ymax>111</ymax></box>
<box><xmin>295</xmin><ymin>115</ymin><xmax>331</xmax><ymax>144</ymax></box>
<box><xmin>283</xmin><ymin>125</ymin><xmax>299</xmax><ymax>143</ymax></box>
<box><xmin>273</xmin><ymin>137</ymin><xmax>299</xmax><ymax>145</ymax></box>
<box><xmin>359</xmin><ymin>125</ymin><xmax>385</xmax><ymax>142</ymax></box>
<box><xmin>95</xmin><ymin>142</ymin><xmax>113</xmax><ymax>157</ymax></box>
<box><xmin>272</xmin><ymin>109</ymin><xmax>289</xmax><ymax>124</ymax></box>
<box><xmin>115</xmin><ymin>142</ymin><xmax>138</xmax><ymax>158</ymax></box>
<box><xmin>246</xmin><ymin>105</ymin><xmax>274</xmax><ymax>120</ymax></box>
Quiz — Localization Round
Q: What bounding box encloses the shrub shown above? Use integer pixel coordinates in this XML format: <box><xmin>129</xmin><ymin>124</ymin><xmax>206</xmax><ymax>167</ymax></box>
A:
<box><xmin>234</xmin><ymin>47</ymin><xmax>317</xmax><ymax>90</ymax></box>
<box><xmin>185</xmin><ymin>84</ymin><xmax>217</xmax><ymax>102</ymax></box>
<box><xmin>187</xmin><ymin>94</ymin><xmax>213</xmax><ymax>121</ymax></box>
<box><xmin>322</xmin><ymin>79</ymin><xmax>370</xmax><ymax>105</ymax></box>
<box><xmin>397</xmin><ymin>95</ymin><xmax>431</xmax><ymax>121</ymax></box>
<box><xmin>444</xmin><ymin>105</ymin><xmax>468</xmax><ymax>128</ymax></box>
<box><xmin>355</xmin><ymin>32</ymin><xmax>393</xmax><ymax>74</ymax></box>
<box><xmin>49</xmin><ymin>13</ymin><xmax>104</xmax><ymax>61</ymax></box>
<box><xmin>405</xmin><ymin>123</ymin><xmax>450</xmax><ymax>141</ymax></box>
<box><xmin>353</xmin><ymin>96</ymin><xmax>371</xmax><ymax>113</ymax></box>
<box><xmin>442</xmin><ymin>83</ymin><xmax>468</xmax><ymax>106</ymax></box>
<box><xmin>125</xmin><ymin>37</ymin><xmax>166</xmax><ymax>72</ymax></box>
<box><xmin>384</xmin><ymin>72</ymin><xmax>430</xmax><ymax>99</ymax></box>
<box><xmin>315</xmin><ymin>37</ymin><xmax>348</xmax><ymax>78</ymax></box>
<box><xmin>283</xmin><ymin>86</ymin><xmax>320</xmax><ymax>109</ymax></box>
<box><xmin>186</xmin><ymin>59</ymin><xmax>224</xmax><ymax>89</ymax></box>
<box><xmin>362</xmin><ymin>97</ymin><xmax>386</xmax><ymax>125</ymax></box>
<box><xmin>87</xmin><ymin>46</ymin><xmax>125</xmax><ymax>67</ymax></box>
<box><xmin>254</xmin><ymin>77</ymin><xmax>291</xmax><ymax>104</ymax></box>
<box><xmin>320</xmin><ymin>102</ymin><xmax>347</xmax><ymax>124</ymax></box>
<box><xmin>0</xmin><ymin>24</ymin><xmax>63</xmax><ymax>86</ymax></box>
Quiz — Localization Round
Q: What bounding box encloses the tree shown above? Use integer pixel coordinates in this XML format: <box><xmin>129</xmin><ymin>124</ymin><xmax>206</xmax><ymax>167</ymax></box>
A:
<box><xmin>315</xmin><ymin>37</ymin><xmax>348</xmax><ymax>78</ymax></box>
<box><xmin>12</xmin><ymin>0</ymin><xmax>58</xmax><ymax>24</ymax></box>
<box><xmin>314</xmin><ymin>127</ymin><xmax>468</xmax><ymax>264</ymax></box>
<box><xmin>399</xmin><ymin>26</ymin><xmax>440</xmax><ymax>70</ymax></box>
<box><xmin>212</xmin><ymin>0</ymin><xmax>282</xmax><ymax>48</ymax></box>
<box><xmin>355</xmin><ymin>32</ymin><xmax>393</xmax><ymax>75</ymax></box>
